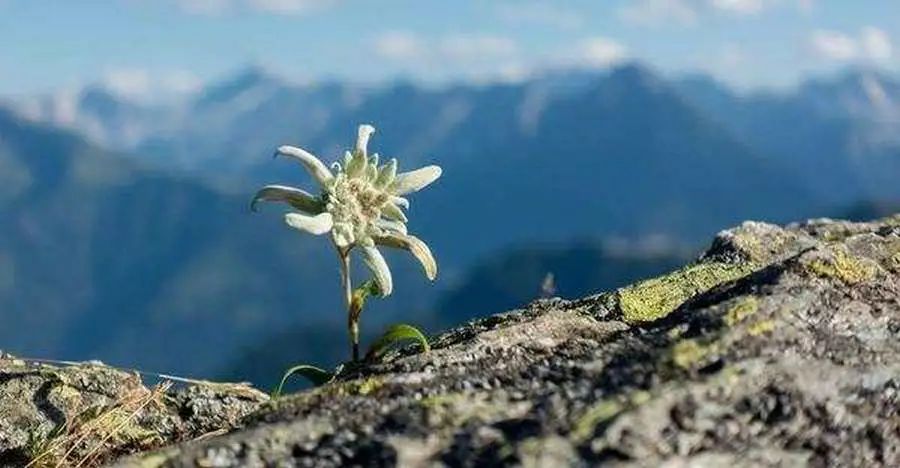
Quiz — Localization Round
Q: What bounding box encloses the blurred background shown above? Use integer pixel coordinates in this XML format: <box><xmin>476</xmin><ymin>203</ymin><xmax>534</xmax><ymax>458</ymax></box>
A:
<box><xmin>1</xmin><ymin>0</ymin><xmax>899</xmax><ymax>388</ymax></box>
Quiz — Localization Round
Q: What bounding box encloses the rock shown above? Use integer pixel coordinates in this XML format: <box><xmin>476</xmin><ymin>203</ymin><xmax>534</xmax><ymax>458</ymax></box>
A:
<box><xmin>0</xmin><ymin>357</ymin><xmax>267</xmax><ymax>466</ymax></box>
<box><xmin>15</xmin><ymin>215</ymin><xmax>900</xmax><ymax>467</ymax></box>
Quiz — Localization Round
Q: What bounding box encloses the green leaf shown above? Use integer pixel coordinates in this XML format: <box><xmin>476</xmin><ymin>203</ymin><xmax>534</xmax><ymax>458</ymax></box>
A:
<box><xmin>271</xmin><ymin>364</ymin><xmax>334</xmax><ymax>398</ymax></box>
<box><xmin>365</xmin><ymin>323</ymin><xmax>430</xmax><ymax>362</ymax></box>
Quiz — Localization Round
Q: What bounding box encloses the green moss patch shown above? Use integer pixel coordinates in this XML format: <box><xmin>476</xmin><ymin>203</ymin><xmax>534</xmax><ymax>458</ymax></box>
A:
<box><xmin>617</xmin><ymin>261</ymin><xmax>756</xmax><ymax>323</ymax></box>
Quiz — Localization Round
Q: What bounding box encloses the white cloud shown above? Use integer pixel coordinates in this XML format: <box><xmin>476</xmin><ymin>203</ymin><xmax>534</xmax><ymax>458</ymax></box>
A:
<box><xmin>620</xmin><ymin>0</ymin><xmax>813</xmax><ymax>26</ymax></box>
<box><xmin>619</xmin><ymin>0</ymin><xmax>697</xmax><ymax>27</ymax></box>
<box><xmin>172</xmin><ymin>0</ymin><xmax>230</xmax><ymax>14</ymax></box>
<box><xmin>577</xmin><ymin>37</ymin><xmax>629</xmax><ymax>68</ymax></box>
<box><xmin>438</xmin><ymin>35</ymin><xmax>518</xmax><ymax>61</ymax></box>
<box><xmin>373</xmin><ymin>31</ymin><xmax>425</xmax><ymax>61</ymax></box>
<box><xmin>371</xmin><ymin>32</ymin><xmax>631</xmax><ymax>82</ymax></box>
<box><xmin>810</xmin><ymin>30</ymin><xmax>858</xmax><ymax>61</ymax></box>
<box><xmin>496</xmin><ymin>2</ymin><xmax>584</xmax><ymax>30</ymax></box>
<box><xmin>809</xmin><ymin>27</ymin><xmax>893</xmax><ymax>63</ymax></box>
<box><xmin>102</xmin><ymin>68</ymin><xmax>203</xmax><ymax>101</ymax></box>
<box><xmin>103</xmin><ymin>69</ymin><xmax>153</xmax><ymax>98</ymax></box>
<box><xmin>710</xmin><ymin>0</ymin><xmax>766</xmax><ymax>15</ymax></box>
<box><xmin>373</xmin><ymin>32</ymin><xmax>517</xmax><ymax>63</ymax></box>
<box><xmin>861</xmin><ymin>26</ymin><xmax>893</xmax><ymax>62</ymax></box>
<box><xmin>247</xmin><ymin>0</ymin><xmax>335</xmax><ymax>14</ymax></box>
<box><xmin>171</xmin><ymin>0</ymin><xmax>335</xmax><ymax>15</ymax></box>
<box><xmin>710</xmin><ymin>0</ymin><xmax>816</xmax><ymax>16</ymax></box>
<box><xmin>796</xmin><ymin>0</ymin><xmax>815</xmax><ymax>14</ymax></box>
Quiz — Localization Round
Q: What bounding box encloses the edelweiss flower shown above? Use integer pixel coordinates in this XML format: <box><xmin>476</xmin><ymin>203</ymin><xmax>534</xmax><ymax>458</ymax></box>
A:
<box><xmin>252</xmin><ymin>124</ymin><xmax>440</xmax><ymax>296</ymax></box>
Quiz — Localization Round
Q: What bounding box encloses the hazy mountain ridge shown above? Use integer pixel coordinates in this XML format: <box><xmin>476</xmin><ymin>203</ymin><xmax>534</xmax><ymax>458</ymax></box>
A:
<box><xmin>674</xmin><ymin>68</ymin><xmax>900</xmax><ymax>204</ymax></box>
<box><xmin>12</xmin><ymin>64</ymin><xmax>899</xmax><ymax>216</ymax></box>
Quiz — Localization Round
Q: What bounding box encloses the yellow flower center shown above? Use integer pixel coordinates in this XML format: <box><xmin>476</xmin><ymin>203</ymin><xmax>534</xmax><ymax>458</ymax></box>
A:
<box><xmin>325</xmin><ymin>173</ymin><xmax>389</xmax><ymax>245</ymax></box>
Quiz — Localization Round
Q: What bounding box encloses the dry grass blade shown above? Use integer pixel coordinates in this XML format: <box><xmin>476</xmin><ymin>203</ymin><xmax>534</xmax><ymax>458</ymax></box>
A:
<box><xmin>25</xmin><ymin>381</ymin><xmax>171</xmax><ymax>468</ymax></box>
<box><xmin>74</xmin><ymin>382</ymin><xmax>171</xmax><ymax>467</ymax></box>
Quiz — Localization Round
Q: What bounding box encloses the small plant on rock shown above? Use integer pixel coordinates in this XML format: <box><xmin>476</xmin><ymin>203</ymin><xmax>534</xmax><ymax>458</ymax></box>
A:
<box><xmin>252</xmin><ymin>124</ymin><xmax>440</xmax><ymax>393</ymax></box>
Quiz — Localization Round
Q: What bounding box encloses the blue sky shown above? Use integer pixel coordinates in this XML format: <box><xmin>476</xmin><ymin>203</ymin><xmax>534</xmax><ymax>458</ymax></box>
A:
<box><xmin>1</xmin><ymin>0</ymin><xmax>899</xmax><ymax>98</ymax></box>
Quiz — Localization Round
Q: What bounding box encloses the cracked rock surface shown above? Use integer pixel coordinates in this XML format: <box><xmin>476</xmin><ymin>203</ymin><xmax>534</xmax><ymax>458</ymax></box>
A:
<box><xmin>8</xmin><ymin>215</ymin><xmax>900</xmax><ymax>467</ymax></box>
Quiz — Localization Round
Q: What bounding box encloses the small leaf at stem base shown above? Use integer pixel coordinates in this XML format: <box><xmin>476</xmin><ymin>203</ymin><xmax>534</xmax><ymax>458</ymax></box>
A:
<box><xmin>365</xmin><ymin>323</ymin><xmax>430</xmax><ymax>362</ymax></box>
<box><xmin>272</xmin><ymin>364</ymin><xmax>334</xmax><ymax>397</ymax></box>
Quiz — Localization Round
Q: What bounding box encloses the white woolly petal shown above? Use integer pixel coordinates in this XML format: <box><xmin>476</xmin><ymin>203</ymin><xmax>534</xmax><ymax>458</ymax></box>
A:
<box><xmin>391</xmin><ymin>165</ymin><xmax>442</xmax><ymax>195</ymax></box>
<box><xmin>374</xmin><ymin>233</ymin><xmax>437</xmax><ymax>281</ymax></box>
<box><xmin>375</xmin><ymin>218</ymin><xmax>407</xmax><ymax>235</ymax></box>
<box><xmin>347</xmin><ymin>150</ymin><xmax>367</xmax><ymax>178</ymax></box>
<box><xmin>376</xmin><ymin>159</ymin><xmax>397</xmax><ymax>188</ymax></box>
<box><xmin>251</xmin><ymin>185</ymin><xmax>322</xmax><ymax>214</ymax></box>
<box><xmin>275</xmin><ymin>145</ymin><xmax>334</xmax><ymax>186</ymax></box>
<box><xmin>356</xmin><ymin>124</ymin><xmax>376</xmax><ymax>157</ymax></box>
<box><xmin>284</xmin><ymin>212</ymin><xmax>333</xmax><ymax>236</ymax></box>
<box><xmin>381</xmin><ymin>202</ymin><xmax>408</xmax><ymax>223</ymax></box>
<box><xmin>390</xmin><ymin>196</ymin><xmax>409</xmax><ymax>209</ymax></box>
<box><xmin>365</xmin><ymin>163</ymin><xmax>378</xmax><ymax>182</ymax></box>
<box><xmin>361</xmin><ymin>246</ymin><xmax>393</xmax><ymax>296</ymax></box>
<box><xmin>331</xmin><ymin>223</ymin><xmax>355</xmax><ymax>247</ymax></box>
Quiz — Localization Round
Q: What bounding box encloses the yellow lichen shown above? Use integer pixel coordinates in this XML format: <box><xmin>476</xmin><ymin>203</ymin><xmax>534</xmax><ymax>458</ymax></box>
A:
<box><xmin>628</xmin><ymin>390</ymin><xmax>651</xmax><ymax>406</ymax></box>
<box><xmin>132</xmin><ymin>452</ymin><xmax>171</xmax><ymax>468</ymax></box>
<box><xmin>333</xmin><ymin>377</ymin><xmax>384</xmax><ymax>396</ymax></box>
<box><xmin>570</xmin><ymin>400</ymin><xmax>623</xmax><ymax>443</ymax></box>
<box><xmin>807</xmin><ymin>248</ymin><xmax>878</xmax><ymax>284</ymax></box>
<box><xmin>570</xmin><ymin>390</ymin><xmax>653</xmax><ymax>443</ymax></box>
<box><xmin>422</xmin><ymin>392</ymin><xmax>531</xmax><ymax>428</ymax></box>
<box><xmin>724</xmin><ymin>296</ymin><xmax>759</xmax><ymax>327</ymax></box>
<box><xmin>747</xmin><ymin>319</ymin><xmax>776</xmax><ymax>336</ymax></box>
<box><xmin>726</xmin><ymin>223</ymin><xmax>796</xmax><ymax>264</ymax></box>
<box><xmin>666</xmin><ymin>327</ymin><xmax>685</xmax><ymax>340</ymax></box>
<box><xmin>617</xmin><ymin>261</ymin><xmax>756</xmax><ymax>323</ymax></box>
<box><xmin>671</xmin><ymin>339</ymin><xmax>716</xmax><ymax>370</ymax></box>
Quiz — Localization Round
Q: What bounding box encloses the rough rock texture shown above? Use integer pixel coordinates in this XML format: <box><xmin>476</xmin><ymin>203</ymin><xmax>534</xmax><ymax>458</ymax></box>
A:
<box><xmin>11</xmin><ymin>215</ymin><xmax>900</xmax><ymax>467</ymax></box>
<box><xmin>0</xmin><ymin>357</ymin><xmax>267</xmax><ymax>466</ymax></box>
<box><xmin>111</xmin><ymin>214</ymin><xmax>900</xmax><ymax>467</ymax></box>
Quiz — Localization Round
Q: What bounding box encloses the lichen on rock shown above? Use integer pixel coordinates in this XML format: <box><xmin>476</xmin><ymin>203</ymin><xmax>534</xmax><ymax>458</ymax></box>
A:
<box><xmin>805</xmin><ymin>245</ymin><xmax>880</xmax><ymax>284</ymax></box>
<box><xmin>615</xmin><ymin>260</ymin><xmax>756</xmax><ymax>323</ymax></box>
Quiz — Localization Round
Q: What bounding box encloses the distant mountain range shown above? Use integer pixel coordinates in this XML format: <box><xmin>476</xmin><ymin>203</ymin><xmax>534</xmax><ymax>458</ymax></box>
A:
<box><xmin>13</xmin><ymin>64</ymin><xmax>825</xmax><ymax>260</ymax></box>
<box><xmin>2</xmin><ymin>63</ymin><xmax>898</xmax><ymax>383</ymax></box>
<box><xmin>15</xmin><ymin>65</ymin><xmax>900</xmax><ymax>206</ymax></box>
<box><xmin>675</xmin><ymin>68</ymin><xmax>900</xmax><ymax>205</ymax></box>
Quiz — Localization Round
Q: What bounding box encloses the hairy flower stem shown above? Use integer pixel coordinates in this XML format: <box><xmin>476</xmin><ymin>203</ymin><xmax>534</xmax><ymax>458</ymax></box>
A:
<box><xmin>338</xmin><ymin>247</ymin><xmax>360</xmax><ymax>361</ymax></box>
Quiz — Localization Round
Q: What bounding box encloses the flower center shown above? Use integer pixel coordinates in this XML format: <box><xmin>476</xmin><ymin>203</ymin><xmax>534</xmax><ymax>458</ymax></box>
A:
<box><xmin>325</xmin><ymin>173</ymin><xmax>389</xmax><ymax>245</ymax></box>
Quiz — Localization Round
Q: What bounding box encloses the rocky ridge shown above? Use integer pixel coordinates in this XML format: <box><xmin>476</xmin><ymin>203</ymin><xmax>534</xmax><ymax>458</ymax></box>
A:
<box><xmin>3</xmin><ymin>215</ymin><xmax>900</xmax><ymax>467</ymax></box>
